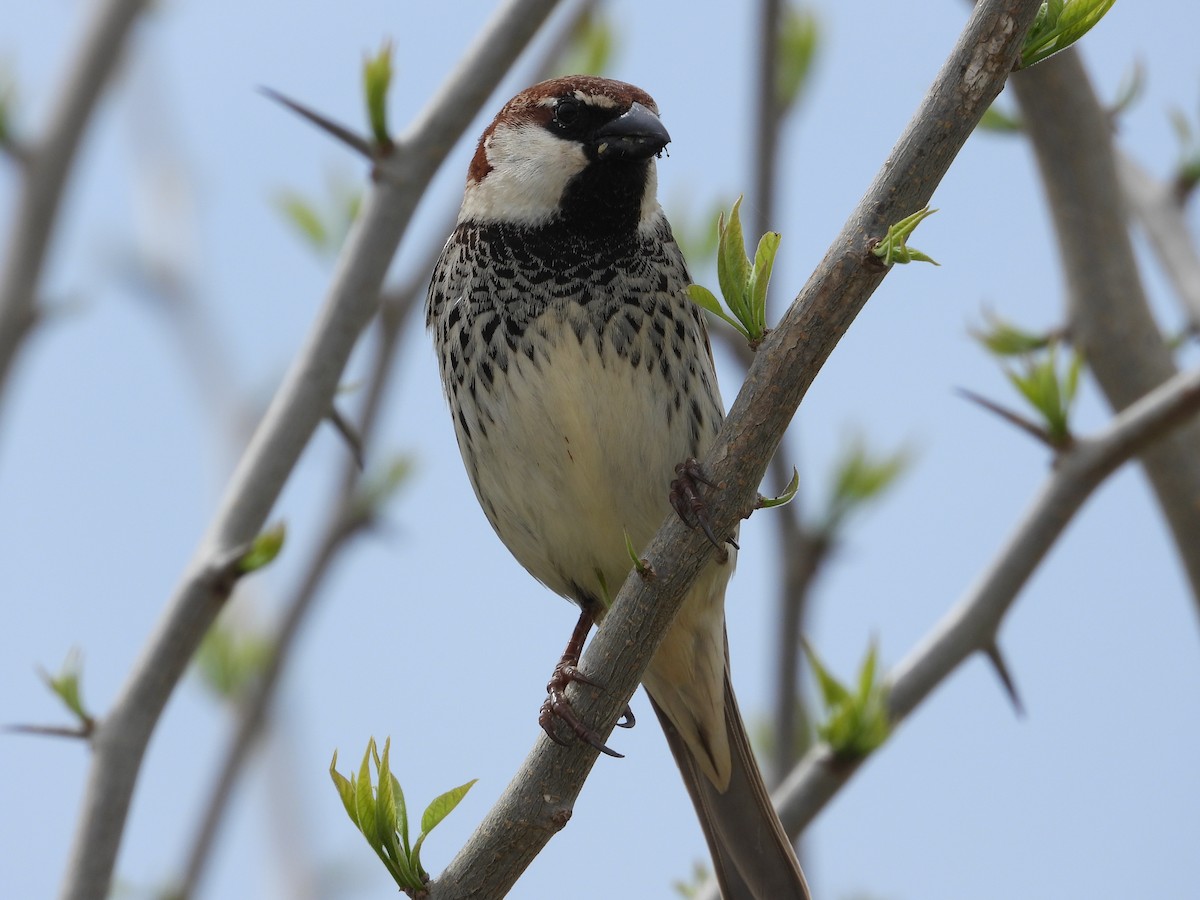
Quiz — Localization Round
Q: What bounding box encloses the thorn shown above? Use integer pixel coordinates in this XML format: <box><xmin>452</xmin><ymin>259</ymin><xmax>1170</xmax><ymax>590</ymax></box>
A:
<box><xmin>327</xmin><ymin>405</ymin><xmax>366</xmax><ymax>470</ymax></box>
<box><xmin>983</xmin><ymin>641</ymin><xmax>1024</xmax><ymax>717</ymax></box>
<box><xmin>258</xmin><ymin>86</ymin><xmax>373</xmax><ymax>158</ymax></box>
<box><xmin>5</xmin><ymin>722</ymin><xmax>93</xmax><ymax>740</ymax></box>
<box><xmin>955</xmin><ymin>387</ymin><xmax>1057</xmax><ymax>449</ymax></box>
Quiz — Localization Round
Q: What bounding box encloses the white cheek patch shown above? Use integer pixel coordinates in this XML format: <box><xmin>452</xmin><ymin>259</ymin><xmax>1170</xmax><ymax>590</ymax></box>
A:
<box><xmin>459</xmin><ymin>125</ymin><xmax>589</xmax><ymax>226</ymax></box>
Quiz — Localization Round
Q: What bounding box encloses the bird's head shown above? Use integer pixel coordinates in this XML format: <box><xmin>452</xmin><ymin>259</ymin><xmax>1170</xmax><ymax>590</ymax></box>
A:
<box><xmin>458</xmin><ymin>76</ymin><xmax>670</xmax><ymax>233</ymax></box>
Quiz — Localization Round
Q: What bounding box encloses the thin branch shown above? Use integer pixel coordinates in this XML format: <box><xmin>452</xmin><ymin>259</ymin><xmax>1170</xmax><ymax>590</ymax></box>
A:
<box><xmin>0</xmin><ymin>0</ymin><xmax>152</xmax><ymax>423</ymax></box>
<box><xmin>767</xmin><ymin>363</ymin><xmax>1200</xmax><ymax>836</ymax></box>
<box><xmin>1011</xmin><ymin>50</ymin><xmax>1200</xmax><ymax>623</ymax></box>
<box><xmin>58</xmin><ymin>3</ymin><xmax>563</xmax><ymax>897</ymax></box>
<box><xmin>747</xmin><ymin>0</ymin><xmax>825</xmax><ymax>791</ymax></box>
<box><xmin>429</xmin><ymin>3</ymin><xmax>1044</xmax><ymax>897</ymax></box>
<box><xmin>1118</xmin><ymin>151</ymin><xmax>1200</xmax><ymax>331</ymax></box>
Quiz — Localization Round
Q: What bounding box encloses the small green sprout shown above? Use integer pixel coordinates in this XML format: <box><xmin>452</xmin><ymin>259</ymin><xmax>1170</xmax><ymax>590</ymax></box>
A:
<box><xmin>551</xmin><ymin>10</ymin><xmax>617</xmax><ymax>77</ymax></box>
<box><xmin>819</xmin><ymin>438</ymin><xmax>910</xmax><ymax>536</ymax></box>
<box><xmin>1020</xmin><ymin>0</ymin><xmax>1117</xmax><ymax>69</ymax></box>
<box><xmin>965</xmin><ymin>321</ymin><xmax>1085</xmax><ymax>450</ymax></box>
<box><xmin>273</xmin><ymin>175</ymin><xmax>362</xmax><ymax>257</ymax></box>
<box><xmin>970</xmin><ymin>311</ymin><xmax>1057</xmax><ymax>356</ymax></box>
<box><xmin>624</xmin><ymin>529</ymin><xmax>655</xmax><ymax>580</ymax></box>
<box><xmin>39</xmin><ymin>648</ymin><xmax>93</xmax><ymax>729</ymax></box>
<box><xmin>350</xmin><ymin>454</ymin><xmax>415</xmax><ymax>523</ymax></box>
<box><xmin>363</xmin><ymin>40</ymin><xmax>395</xmax><ymax>150</ymax></box>
<box><xmin>757</xmin><ymin>467</ymin><xmax>800</xmax><ymax>510</ymax></box>
<box><xmin>1004</xmin><ymin>345</ymin><xmax>1083</xmax><ymax>449</ymax></box>
<box><xmin>804</xmin><ymin>639</ymin><xmax>890</xmax><ymax>760</ymax></box>
<box><xmin>977</xmin><ymin>103</ymin><xmax>1023</xmax><ymax>134</ymax></box>
<box><xmin>871</xmin><ymin>206</ymin><xmax>939</xmax><ymax>267</ymax></box>
<box><xmin>195</xmin><ymin>623</ymin><xmax>272</xmax><ymax>701</ymax></box>
<box><xmin>688</xmin><ymin>196</ymin><xmax>780</xmax><ymax>348</ymax></box>
<box><xmin>237</xmin><ymin>522</ymin><xmax>286</xmax><ymax>574</ymax></box>
<box><xmin>330</xmin><ymin>737</ymin><xmax>476</xmax><ymax>892</ymax></box>
<box><xmin>776</xmin><ymin>6</ymin><xmax>820</xmax><ymax>113</ymax></box>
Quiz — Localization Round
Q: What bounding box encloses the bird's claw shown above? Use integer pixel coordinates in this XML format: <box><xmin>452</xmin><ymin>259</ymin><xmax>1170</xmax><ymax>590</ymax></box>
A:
<box><xmin>539</xmin><ymin>660</ymin><xmax>624</xmax><ymax>758</ymax></box>
<box><xmin>669</xmin><ymin>458</ymin><xmax>739</xmax><ymax>561</ymax></box>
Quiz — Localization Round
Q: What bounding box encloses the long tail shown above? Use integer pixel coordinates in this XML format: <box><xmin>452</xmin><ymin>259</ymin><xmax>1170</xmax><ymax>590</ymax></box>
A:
<box><xmin>650</xmin><ymin>673</ymin><xmax>810</xmax><ymax>900</ymax></box>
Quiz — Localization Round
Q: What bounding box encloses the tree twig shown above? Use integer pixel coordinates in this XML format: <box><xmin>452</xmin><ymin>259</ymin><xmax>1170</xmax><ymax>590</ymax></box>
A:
<box><xmin>1118</xmin><ymin>152</ymin><xmax>1200</xmax><ymax>332</ymax></box>
<box><xmin>428</xmin><ymin>2</ymin><xmax>1044</xmax><ymax>896</ymax></box>
<box><xmin>0</xmin><ymin>0</ymin><xmax>152</xmax><ymax>424</ymax></box>
<box><xmin>1011</xmin><ymin>50</ymin><xmax>1200</xmax><ymax>623</ymax></box>
<box><xmin>57</xmin><ymin>3</ymin><xmax>563</xmax><ymax>897</ymax></box>
<box><xmin>766</xmin><ymin>362</ymin><xmax>1200</xmax><ymax>837</ymax></box>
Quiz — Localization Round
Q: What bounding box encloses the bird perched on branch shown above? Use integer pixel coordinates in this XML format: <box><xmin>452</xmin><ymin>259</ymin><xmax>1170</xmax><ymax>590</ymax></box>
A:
<box><xmin>427</xmin><ymin>75</ymin><xmax>809</xmax><ymax>900</ymax></box>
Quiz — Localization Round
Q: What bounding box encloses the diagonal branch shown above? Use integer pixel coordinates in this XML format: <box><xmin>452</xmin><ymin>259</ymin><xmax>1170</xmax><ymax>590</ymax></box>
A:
<box><xmin>1011</xmin><ymin>50</ymin><xmax>1200</xmax><ymax>624</ymax></box>
<box><xmin>0</xmin><ymin>0</ymin><xmax>152</xmax><ymax>424</ymax></box>
<box><xmin>766</xmin><ymin>362</ymin><xmax>1200</xmax><ymax>837</ymax></box>
<box><xmin>429</xmin><ymin>2</ymin><xmax>1045</xmax><ymax>897</ymax></box>
<box><xmin>57</xmin><ymin>2</ymin><xmax>564</xmax><ymax>897</ymax></box>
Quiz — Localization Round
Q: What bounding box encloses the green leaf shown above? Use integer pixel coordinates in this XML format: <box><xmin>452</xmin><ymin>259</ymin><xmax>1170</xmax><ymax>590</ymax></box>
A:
<box><xmin>758</xmin><ymin>467</ymin><xmax>800</xmax><ymax>509</ymax></box>
<box><xmin>550</xmin><ymin>9</ymin><xmax>617</xmax><ymax>77</ymax></box>
<box><xmin>970</xmin><ymin>311</ymin><xmax>1055</xmax><ymax>356</ymax></box>
<box><xmin>687</xmin><ymin>196</ymin><xmax>779</xmax><ymax>345</ymax></box>
<box><xmin>355</xmin><ymin>739</ymin><xmax>380</xmax><ymax>849</ymax></box>
<box><xmin>392</xmin><ymin>773</ymin><xmax>410</xmax><ymax>855</ymax></box>
<box><xmin>1110</xmin><ymin>62</ymin><xmax>1144</xmax><ymax>119</ymax></box>
<box><xmin>872</xmin><ymin>206</ymin><xmax>939</xmax><ymax>267</ymax></box>
<box><xmin>412</xmin><ymin>779</ymin><xmax>478</xmax><ymax>873</ymax></box>
<box><xmin>376</xmin><ymin>739</ymin><xmax>397</xmax><ymax>845</ymax></box>
<box><xmin>420</xmin><ymin>778</ymin><xmax>478</xmax><ymax>835</ymax></box>
<box><xmin>1020</xmin><ymin>0</ymin><xmax>1117</xmax><ymax>69</ymax></box>
<box><xmin>624</xmin><ymin>529</ymin><xmax>654</xmax><ymax>578</ymax></box>
<box><xmin>977</xmin><ymin>103</ymin><xmax>1023</xmax><ymax>134</ymax></box>
<box><xmin>716</xmin><ymin>197</ymin><xmax>751</xmax><ymax>323</ymax></box>
<box><xmin>362</xmin><ymin>39</ymin><xmax>394</xmax><ymax>148</ymax></box>
<box><xmin>803</xmin><ymin>640</ymin><xmax>850</xmax><ymax>708</ymax></box>
<box><xmin>805</xmin><ymin>639</ymin><xmax>890</xmax><ymax>759</ymax></box>
<box><xmin>237</xmin><ymin>522</ymin><xmax>286</xmax><ymax>573</ymax></box>
<box><xmin>686</xmin><ymin>284</ymin><xmax>750</xmax><ymax>339</ymax></box>
<box><xmin>822</xmin><ymin>436</ymin><xmax>910</xmax><ymax>533</ymax></box>
<box><xmin>776</xmin><ymin>5</ymin><xmax>820</xmax><ymax>112</ymax></box>
<box><xmin>351</xmin><ymin>454</ymin><xmax>415</xmax><ymax>521</ymax></box>
<box><xmin>747</xmin><ymin>230</ymin><xmax>781</xmax><ymax>337</ymax></box>
<box><xmin>39</xmin><ymin>649</ymin><xmax>91</xmax><ymax>724</ymax></box>
<box><xmin>1003</xmin><ymin>346</ymin><xmax>1083</xmax><ymax>446</ymax></box>
<box><xmin>195</xmin><ymin>622</ymin><xmax>273</xmax><ymax>700</ymax></box>
<box><xmin>330</xmin><ymin>751</ymin><xmax>360</xmax><ymax>827</ymax></box>
<box><xmin>272</xmin><ymin>191</ymin><xmax>328</xmax><ymax>251</ymax></box>
<box><xmin>857</xmin><ymin>641</ymin><xmax>879</xmax><ymax>704</ymax></box>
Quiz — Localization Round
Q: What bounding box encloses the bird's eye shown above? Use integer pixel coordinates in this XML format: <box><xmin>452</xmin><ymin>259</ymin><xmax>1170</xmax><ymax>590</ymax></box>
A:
<box><xmin>554</xmin><ymin>97</ymin><xmax>581</xmax><ymax>127</ymax></box>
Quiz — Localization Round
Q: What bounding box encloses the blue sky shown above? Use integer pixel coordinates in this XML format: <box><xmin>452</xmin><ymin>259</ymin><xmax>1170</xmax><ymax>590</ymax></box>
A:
<box><xmin>3</xmin><ymin>2</ymin><xmax>1199</xmax><ymax>898</ymax></box>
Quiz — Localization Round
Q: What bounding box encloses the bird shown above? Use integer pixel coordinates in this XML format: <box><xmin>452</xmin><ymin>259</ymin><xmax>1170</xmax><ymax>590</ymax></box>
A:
<box><xmin>427</xmin><ymin>75</ymin><xmax>810</xmax><ymax>900</ymax></box>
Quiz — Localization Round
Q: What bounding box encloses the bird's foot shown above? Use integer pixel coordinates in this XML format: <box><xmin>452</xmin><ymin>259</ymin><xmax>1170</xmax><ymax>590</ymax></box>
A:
<box><xmin>539</xmin><ymin>610</ymin><xmax>635</xmax><ymax>757</ymax></box>
<box><xmin>669</xmin><ymin>458</ymin><xmax>739</xmax><ymax>561</ymax></box>
<box><xmin>539</xmin><ymin>660</ymin><xmax>634</xmax><ymax>758</ymax></box>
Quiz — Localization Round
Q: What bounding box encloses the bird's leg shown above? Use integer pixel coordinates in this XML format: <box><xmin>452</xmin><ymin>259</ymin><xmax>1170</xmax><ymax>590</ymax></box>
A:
<box><xmin>539</xmin><ymin>607</ymin><xmax>634</xmax><ymax>758</ymax></box>
<box><xmin>669</xmin><ymin>458</ymin><xmax>739</xmax><ymax>561</ymax></box>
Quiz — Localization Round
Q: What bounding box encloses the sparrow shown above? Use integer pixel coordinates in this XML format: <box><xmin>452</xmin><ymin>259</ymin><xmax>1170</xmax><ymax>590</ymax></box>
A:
<box><xmin>427</xmin><ymin>75</ymin><xmax>809</xmax><ymax>900</ymax></box>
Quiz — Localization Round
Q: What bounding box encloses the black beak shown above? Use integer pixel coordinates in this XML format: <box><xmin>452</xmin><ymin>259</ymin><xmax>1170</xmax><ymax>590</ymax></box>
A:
<box><xmin>592</xmin><ymin>102</ymin><xmax>671</xmax><ymax>161</ymax></box>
